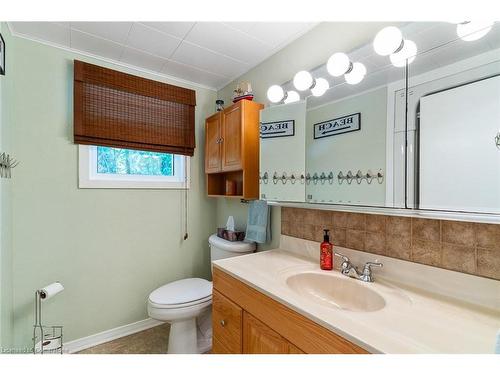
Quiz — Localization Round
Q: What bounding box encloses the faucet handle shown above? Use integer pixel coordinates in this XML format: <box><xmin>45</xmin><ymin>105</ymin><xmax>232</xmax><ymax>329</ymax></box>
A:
<box><xmin>358</xmin><ymin>262</ymin><xmax>383</xmax><ymax>282</ymax></box>
<box><xmin>334</xmin><ymin>252</ymin><xmax>350</xmax><ymax>262</ymax></box>
<box><xmin>362</xmin><ymin>262</ymin><xmax>383</xmax><ymax>276</ymax></box>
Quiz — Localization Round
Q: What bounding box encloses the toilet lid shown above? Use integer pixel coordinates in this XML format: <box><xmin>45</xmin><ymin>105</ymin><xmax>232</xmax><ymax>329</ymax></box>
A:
<box><xmin>149</xmin><ymin>278</ymin><xmax>212</xmax><ymax>306</ymax></box>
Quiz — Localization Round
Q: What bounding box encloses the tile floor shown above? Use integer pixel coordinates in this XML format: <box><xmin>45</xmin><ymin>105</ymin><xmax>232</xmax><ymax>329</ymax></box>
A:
<box><xmin>77</xmin><ymin>323</ymin><xmax>170</xmax><ymax>354</ymax></box>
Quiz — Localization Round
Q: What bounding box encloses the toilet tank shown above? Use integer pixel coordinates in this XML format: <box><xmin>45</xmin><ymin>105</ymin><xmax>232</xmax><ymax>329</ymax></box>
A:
<box><xmin>208</xmin><ymin>234</ymin><xmax>256</xmax><ymax>263</ymax></box>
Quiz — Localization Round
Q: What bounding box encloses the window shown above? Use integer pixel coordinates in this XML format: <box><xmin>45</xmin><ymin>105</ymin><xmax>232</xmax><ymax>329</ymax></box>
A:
<box><xmin>78</xmin><ymin>145</ymin><xmax>189</xmax><ymax>189</ymax></box>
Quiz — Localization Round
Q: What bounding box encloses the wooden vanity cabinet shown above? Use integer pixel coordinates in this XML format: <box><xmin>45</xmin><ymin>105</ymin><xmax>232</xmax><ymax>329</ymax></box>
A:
<box><xmin>212</xmin><ymin>267</ymin><xmax>369</xmax><ymax>354</ymax></box>
<box><xmin>243</xmin><ymin>312</ymin><xmax>304</xmax><ymax>354</ymax></box>
<box><xmin>204</xmin><ymin>100</ymin><xmax>263</xmax><ymax>199</ymax></box>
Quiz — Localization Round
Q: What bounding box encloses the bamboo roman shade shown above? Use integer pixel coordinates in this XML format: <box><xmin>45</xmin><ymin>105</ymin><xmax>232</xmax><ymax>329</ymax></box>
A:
<box><xmin>73</xmin><ymin>60</ymin><xmax>196</xmax><ymax>156</ymax></box>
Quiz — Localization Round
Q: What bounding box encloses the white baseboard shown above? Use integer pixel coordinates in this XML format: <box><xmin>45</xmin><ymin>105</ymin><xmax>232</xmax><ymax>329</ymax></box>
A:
<box><xmin>64</xmin><ymin>318</ymin><xmax>164</xmax><ymax>354</ymax></box>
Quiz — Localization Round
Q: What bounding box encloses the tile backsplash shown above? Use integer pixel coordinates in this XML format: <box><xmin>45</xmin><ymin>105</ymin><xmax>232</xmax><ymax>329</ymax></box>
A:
<box><xmin>281</xmin><ymin>207</ymin><xmax>500</xmax><ymax>281</ymax></box>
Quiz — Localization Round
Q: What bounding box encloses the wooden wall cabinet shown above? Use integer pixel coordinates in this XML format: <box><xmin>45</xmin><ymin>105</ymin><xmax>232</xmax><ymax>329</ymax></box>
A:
<box><xmin>205</xmin><ymin>100</ymin><xmax>263</xmax><ymax>199</ymax></box>
<box><xmin>212</xmin><ymin>268</ymin><xmax>369</xmax><ymax>354</ymax></box>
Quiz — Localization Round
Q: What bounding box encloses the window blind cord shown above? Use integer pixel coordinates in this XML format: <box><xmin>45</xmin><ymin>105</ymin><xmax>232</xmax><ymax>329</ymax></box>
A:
<box><xmin>183</xmin><ymin>155</ymin><xmax>189</xmax><ymax>241</ymax></box>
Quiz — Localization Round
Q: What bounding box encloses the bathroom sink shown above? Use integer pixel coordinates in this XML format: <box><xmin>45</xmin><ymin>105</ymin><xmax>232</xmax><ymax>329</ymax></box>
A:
<box><xmin>286</xmin><ymin>272</ymin><xmax>386</xmax><ymax>312</ymax></box>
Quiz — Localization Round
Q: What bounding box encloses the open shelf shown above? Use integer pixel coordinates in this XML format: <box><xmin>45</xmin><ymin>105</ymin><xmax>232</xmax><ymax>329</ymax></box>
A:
<box><xmin>207</xmin><ymin>170</ymin><xmax>245</xmax><ymax>197</ymax></box>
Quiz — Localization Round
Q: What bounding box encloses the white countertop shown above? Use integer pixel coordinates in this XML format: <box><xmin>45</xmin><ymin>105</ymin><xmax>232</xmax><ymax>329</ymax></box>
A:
<box><xmin>212</xmin><ymin>237</ymin><xmax>500</xmax><ymax>354</ymax></box>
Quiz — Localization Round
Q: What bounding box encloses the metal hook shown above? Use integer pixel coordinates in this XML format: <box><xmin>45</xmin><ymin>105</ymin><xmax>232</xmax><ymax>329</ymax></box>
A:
<box><xmin>319</xmin><ymin>172</ymin><xmax>327</xmax><ymax>185</ymax></box>
<box><xmin>272</xmin><ymin>172</ymin><xmax>279</xmax><ymax>184</ymax></box>
<box><xmin>346</xmin><ymin>170</ymin><xmax>354</xmax><ymax>184</ymax></box>
<box><xmin>328</xmin><ymin>172</ymin><xmax>334</xmax><ymax>185</ymax></box>
<box><xmin>355</xmin><ymin>170</ymin><xmax>363</xmax><ymax>184</ymax></box>
<box><xmin>281</xmin><ymin>172</ymin><xmax>287</xmax><ymax>184</ymax></box>
<box><xmin>312</xmin><ymin>172</ymin><xmax>319</xmax><ymax>185</ymax></box>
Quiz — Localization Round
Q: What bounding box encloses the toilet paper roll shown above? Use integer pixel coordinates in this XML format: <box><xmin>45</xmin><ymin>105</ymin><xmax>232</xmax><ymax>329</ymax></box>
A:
<box><xmin>39</xmin><ymin>282</ymin><xmax>64</xmax><ymax>300</ymax></box>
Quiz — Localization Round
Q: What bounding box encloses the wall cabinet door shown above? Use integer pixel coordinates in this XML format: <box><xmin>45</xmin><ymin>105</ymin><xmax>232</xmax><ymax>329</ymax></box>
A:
<box><xmin>221</xmin><ymin>104</ymin><xmax>242</xmax><ymax>171</ymax></box>
<box><xmin>212</xmin><ymin>290</ymin><xmax>242</xmax><ymax>354</ymax></box>
<box><xmin>243</xmin><ymin>312</ymin><xmax>301</xmax><ymax>354</ymax></box>
<box><xmin>205</xmin><ymin>113</ymin><xmax>222</xmax><ymax>173</ymax></box>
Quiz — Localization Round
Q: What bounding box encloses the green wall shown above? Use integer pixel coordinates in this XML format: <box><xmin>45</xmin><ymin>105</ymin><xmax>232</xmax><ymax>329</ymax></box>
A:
<box><xmin>4</xmin><ymin>27</ymin><xmax>217</xmax><ymax>349</ymax></box>
<box><xmin>0</xmin><ymin>22</ymin><xmax>14</xmax><ymax>350</ymax></box>
<box><xmin>215</xmin><ymin>22</ymin><xmax>392</xmax><ymax>250</ymax></box>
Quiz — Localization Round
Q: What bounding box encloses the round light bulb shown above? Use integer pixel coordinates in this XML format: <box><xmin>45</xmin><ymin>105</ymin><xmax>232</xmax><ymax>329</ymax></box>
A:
<box><xmin>390</xmin><ymin>40</ymin><xmax>417</xmax><ymax>67</ymax></box>
<box><xmin>327</xmin><ymin>52</ymin><xmax>351</xmax><ymax>77</ymax></box>
<box><xmin>344</xmin><ymin>62</ymin><xmax>366</xmax><ymax>85</ymax></box>
<box><xmin>310</xmin><ymin>78</ymin><xmax>329</xmax><ymax>97</ymax></box>
<box><xmin>293</xmin><ymin>70</ymin><xmax>314</xmax><ymax>91</ymax></box>
<box><xmin>283</xmin><ymin>90</ymin><xmax>300</xmax><ymax>104</ymax></box>
<box><xmin>373</xmin><ymin>26</ymin><xmax>403</xmax><ymax>56</ymax></box>
<box><xmin>266</xmin><ymin>85</ymin><xmax>285</xmax><ymax>103</ymax></box>
<box><xmin>457</xmin><ymin>21</ymin><xmax>493</xmax><ymax>41</ymax></box>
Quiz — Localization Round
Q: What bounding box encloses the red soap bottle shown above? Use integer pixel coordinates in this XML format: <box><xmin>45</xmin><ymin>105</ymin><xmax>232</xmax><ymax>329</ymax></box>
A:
<box><xmin>320</xmin><ymin>229</ymin><xmax>333</xmax><ymax>270</ymax></box>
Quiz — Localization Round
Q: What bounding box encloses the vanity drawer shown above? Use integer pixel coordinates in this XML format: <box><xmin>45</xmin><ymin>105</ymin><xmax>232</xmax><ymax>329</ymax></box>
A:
<box><xmin>212</xmin><ymin>289</ymin><xmax>242</xmax><ymax>353</ymax></box>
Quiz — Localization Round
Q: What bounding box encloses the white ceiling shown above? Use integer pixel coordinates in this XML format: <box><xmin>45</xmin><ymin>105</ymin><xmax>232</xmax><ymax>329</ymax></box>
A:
<box><xmin>7</xmin><ymin>21</ymin><xmax>318</xmax><ymax>89</ymax></box>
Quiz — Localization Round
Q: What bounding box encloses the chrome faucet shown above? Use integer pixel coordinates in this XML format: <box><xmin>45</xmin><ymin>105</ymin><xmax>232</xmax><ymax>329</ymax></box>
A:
<box><xmin>334</xmin><ymin>252</ymin><xmax>383</xmax><ymax>283</ymax></box>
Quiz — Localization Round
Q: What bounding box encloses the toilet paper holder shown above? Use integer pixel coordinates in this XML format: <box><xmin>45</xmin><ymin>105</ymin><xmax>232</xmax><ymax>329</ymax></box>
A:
<box><xmin>32</xmin><ymin>282</ymin><xmax>64</xmax><ymax>354</ymax></box>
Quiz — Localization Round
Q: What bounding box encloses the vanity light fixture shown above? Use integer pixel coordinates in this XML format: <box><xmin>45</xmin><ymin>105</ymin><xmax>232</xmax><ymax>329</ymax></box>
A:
<box><xmin>344</xmin><ymin>62</ymin><xmax>366</xmax><ymax>85</ymax></box>
<box><xmin>293</xmin><ymin>70</ymin><xmax>315</xmax><ymax>91</ymax></box>
<box><xmin>373</xmin><ymin>26</ymin><xmax>404</xmax><ymax>56</ymax></box>
<box><xmin>267</xmin><ymin>85</ymin><xmax>286</xmax><ymax>103</ymax></box>
<box><xmin>327</xmin><ymin>52</ymin><xmax>352</xmax><ymax>77</ymax></box>
<box><xmin>283</xmin><ymin>90</ymin><xmax>301</xmax><ymax>104</ymax></box>
<box><xmin>311</xmin><ymin>78</ymin><xmax>329</xmax><ymax>97</ymax></box>
<box><xmin>456</xmin><ymin>21</ymin><xmax>493</xmax><ymax>41</ymax></box>
<box><xmin>390</xmin><ymin>39</ymin><xmax>417</xmax><ymax>67</ymax></box>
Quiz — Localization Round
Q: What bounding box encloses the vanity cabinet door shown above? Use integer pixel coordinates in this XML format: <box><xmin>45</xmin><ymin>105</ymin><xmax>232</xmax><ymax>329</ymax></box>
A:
<box><xmin>243</xmin><ymin>312</ymin><xmax>302</xmax><ymax>354</ymax></box>
<box><xmin>221</xmin><ymin>103</ymin><xmax>243</xmax><ymax>172</ymax></box>
<box><xmin>212</xmin><ymin>290</ymin><xmax>242</xmax><ymax>354</ymax></box>
<box><xmin>205</xmin><ymin>112</ymin><xmax>222</xmax><ymax>173</ymax></box>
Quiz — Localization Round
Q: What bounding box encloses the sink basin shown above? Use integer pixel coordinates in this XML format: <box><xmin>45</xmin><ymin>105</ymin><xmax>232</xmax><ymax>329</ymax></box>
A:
<box><xmin>286</xmin><ymin>272</ymin><xmax>386</xmax><ymax>312</ymax></box>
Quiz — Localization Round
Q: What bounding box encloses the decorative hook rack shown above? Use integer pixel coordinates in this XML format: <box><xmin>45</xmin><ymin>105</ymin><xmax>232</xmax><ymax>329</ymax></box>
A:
<box><xmin>305</xmin><ymin>171</ymin><xmax>336</xmax><ymax>185</ymax></box>
<box><xmin>0</xmin><ymin>152</ymin><xmax>18</xmax><ymax>179</ymax></box>
<box><xmin>259</xmin><ymin>171</ymin><xmax>306</xmax><ymax>185</ymax></box>
<box><xmin>337</xmin><ymin>169</ymin><xmax>384</xmax><ymax>184</ymax></box>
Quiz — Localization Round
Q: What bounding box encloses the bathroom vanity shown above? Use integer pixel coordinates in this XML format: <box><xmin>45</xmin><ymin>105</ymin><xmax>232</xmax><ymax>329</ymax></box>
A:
<box><xmin>212</xmin><ymin>267</ymin><xmax>367</xmax><ymax>354</ymax></box>
<box><xmin>212</xmin><ymin>236</ymin><xmax>500</xmax><ymax>354</ymax></box>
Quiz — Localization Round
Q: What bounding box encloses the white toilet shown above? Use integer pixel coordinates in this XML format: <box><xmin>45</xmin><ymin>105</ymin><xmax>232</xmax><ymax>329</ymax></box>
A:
<box><xmin>147</xmin><ymin>234</ymin><xmax>255</xmax><ymax>354</ymax></box>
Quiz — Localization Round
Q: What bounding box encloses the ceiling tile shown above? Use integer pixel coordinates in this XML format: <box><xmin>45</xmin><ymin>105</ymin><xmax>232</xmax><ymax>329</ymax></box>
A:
<box><xmin>140</xmin><ymin>22</ymin><xmax>195</xmax><ymax>39</ymax></box>
<box><xmin>126</xmin><ymin>23</ymin><xmax>182</xmax><ymax>59</ymax></box>
<box><xmin>120</xmin><ymin>47</ymin><xmax>167</xmax><ymax>72</ymax></box>
<box><xmin>184</xmin><ymin>22</ymin><xmax>272</xmax><ymax>64</ymax></box>
<box><xmin>172</xmin><ymin>41</ymin><xmax>248</xmax><ymax>78</ymax></box>
<box><xmin>71</xmin><ymin>22</ymin><xmax>133</xmax><ymax>44</ymax></box>
<box><xmin>9</xmin><ymin>22</ymin><xmax>70</xmax><ymax>47</ymax></box>
<box><xmin>70</xmin><ymin>29</ymin><xmax>124</xmax><ymax>61</ymax></box>
<box><xmin>161</xmin><ymin>60</ymin><xmax>228</xmax><ymax>88</ymax></box>
<box><xmin>250</xmin><ymin>22</ymin><xmax>315</xmax><ymax>48</ymax></box>
<box><xmin>222</xmin><ymin>22</ymin><xmax>257</xmax><ymax>34</ymax></box>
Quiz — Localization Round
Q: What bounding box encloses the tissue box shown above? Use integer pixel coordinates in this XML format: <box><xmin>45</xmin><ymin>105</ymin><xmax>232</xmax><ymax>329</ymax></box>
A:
<box><xmin>217</xmin><ymin>228</ymin><xmax>245</xmax><ymax>242</ymax></box>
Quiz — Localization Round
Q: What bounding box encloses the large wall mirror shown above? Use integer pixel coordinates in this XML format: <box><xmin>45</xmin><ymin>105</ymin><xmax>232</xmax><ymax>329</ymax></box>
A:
<box><xmin>259</xmin><ymin>21</ymin><xmax>500</xmax><ymax>218</ymax></box>
<box><xmin>304</xmin><ymin>49</ymin><xmax>406</xmax><ymax>208</ymax></box>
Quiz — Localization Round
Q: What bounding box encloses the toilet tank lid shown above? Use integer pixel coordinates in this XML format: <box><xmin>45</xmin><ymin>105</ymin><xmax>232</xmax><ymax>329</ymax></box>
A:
<box><xmin>209</xmin><ymin>234</ymin><xmax>256</xmax><ymax>252</ymax></box>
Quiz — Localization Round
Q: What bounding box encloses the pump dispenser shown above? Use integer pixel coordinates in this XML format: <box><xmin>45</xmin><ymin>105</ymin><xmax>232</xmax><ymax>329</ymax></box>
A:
<box><xmin>320</xmin><ymin>229</ymin><xmax>333</xmax><ymax>270</ymax></box>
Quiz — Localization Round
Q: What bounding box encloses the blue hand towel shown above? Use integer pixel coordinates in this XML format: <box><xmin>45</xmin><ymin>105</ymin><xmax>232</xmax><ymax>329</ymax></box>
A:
<box><xmin>245</xmin><ymin>200</ymin><xmax>271</xmax><ymax>244</ymax></box>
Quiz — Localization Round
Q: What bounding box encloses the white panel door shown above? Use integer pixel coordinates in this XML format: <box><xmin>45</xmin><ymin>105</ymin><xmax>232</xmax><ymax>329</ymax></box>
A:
<box><xmin>419</xmin><ymin>75</ymin><xmax>500</xmax><ymax>213</ymax></box>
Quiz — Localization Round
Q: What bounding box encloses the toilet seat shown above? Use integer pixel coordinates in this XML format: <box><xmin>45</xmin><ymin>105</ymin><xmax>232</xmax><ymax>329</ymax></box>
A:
<box><xmin>148</xmin><ymin>295</ymin><xmax>212</xmax><ymax>310</ymax></box>
<box><xmin>148</xmin><ymin>278</ymin><xmax>212</xmax><ymax>309</ymax></box>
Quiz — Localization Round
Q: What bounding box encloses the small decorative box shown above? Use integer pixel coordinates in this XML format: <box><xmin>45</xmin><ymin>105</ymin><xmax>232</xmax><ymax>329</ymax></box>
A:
<box><xmin>217</xmin><ymin>228</ymin><xmax>246</xmax><ymax>242</ymax></box>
